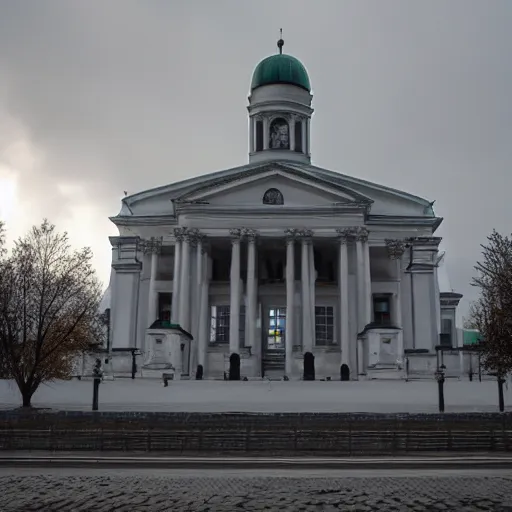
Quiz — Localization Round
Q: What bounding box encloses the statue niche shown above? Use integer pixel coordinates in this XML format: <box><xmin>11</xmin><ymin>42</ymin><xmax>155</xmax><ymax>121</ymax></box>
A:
<box><xmin>269</xmin><ymin>118</ymin><xmax>290</xmax><ymax>149</ymax></box>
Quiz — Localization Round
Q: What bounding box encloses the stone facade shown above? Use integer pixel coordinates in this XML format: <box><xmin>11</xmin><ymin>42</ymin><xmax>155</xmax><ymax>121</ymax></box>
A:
<box><xmin>104</xmin><ymin>42</ymin><xmax>461</xmax><ymax>380</ymax></box>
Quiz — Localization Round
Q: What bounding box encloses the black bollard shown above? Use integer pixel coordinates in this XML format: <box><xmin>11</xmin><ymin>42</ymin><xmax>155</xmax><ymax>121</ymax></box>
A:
<box><xmin>131</xmin><ymin>352</ymin><xmax>137</xmax><ymax>380</ymax></box>
<box><xmin>498</xmin><ymin>376</ymin><xmax>506</xmax><ymax>413</ymax></box>
<box><xmin>92</xmin><ymin>378</ymin><xmax>100</xmax><ymax>411</ymax></box>
<box><xmin>304</xmin><ymin>352</ymin><xmax>315</xmax><ymax>381</ymax></box>
<box><xmin>229</xmin><ymin>353</ymin><xmax>241</xmax><ymax>381</ymax></box>
<box><xmin>196</xmin><ymin>364</ymin><xmax>204</xmax><ymax>380</ymax></box>
<box><xmin>436</xmin><ymin>370</ymin><xmax>445</xmax><ymax>413</ymax></box>
<box><xmin>340</xmin><ymin>364</ymin><xmax>350</xmax><ymax>382</ymax></box>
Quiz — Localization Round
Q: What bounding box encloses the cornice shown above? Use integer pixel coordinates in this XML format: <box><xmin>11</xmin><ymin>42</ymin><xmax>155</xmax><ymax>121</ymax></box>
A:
<box><xmin>174</xmin><ymin>204</ymin><xmax>368</xmax><ymax>216</ymax></box>
<box><xmin>247</xmin><ymin>101</ymin><xmax>314</xmax><ymax>116</ymax></box>
<box><xmin>110</xmin><ymin>215</ymin><xmax>177</xmax><ymax>227</ymax></box>
<box><xmin>440</xmin><ymin>291</ymin><xmax>463</xmax><ymax>307</ymax></box>
<box><xmin>367</xmin><ymin>215</ymin><xmax>443</xmax><ymax>232</ymax></box>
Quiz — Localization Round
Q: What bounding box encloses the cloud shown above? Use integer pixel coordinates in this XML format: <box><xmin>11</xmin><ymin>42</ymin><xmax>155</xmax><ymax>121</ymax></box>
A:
<box><xmin>0</xmin><ymin>0</ymin><xmax>511</xmax><ymax>313</ymax></box>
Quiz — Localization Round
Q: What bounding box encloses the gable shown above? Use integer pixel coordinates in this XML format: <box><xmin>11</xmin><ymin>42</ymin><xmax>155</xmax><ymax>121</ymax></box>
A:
<box><xmin>113</xmin><ymin>160</ymin><xmax>437</xmax><ymax>222</ymax></box>
<box><xmin>181</xmin><ymin>173</ymin><xmax>363</xmax><ymax>207</ymax></box>
<box><xmin>177</xmin><ymin>165</ymin><xmax>370</xmax><ymax>207</ymax></box>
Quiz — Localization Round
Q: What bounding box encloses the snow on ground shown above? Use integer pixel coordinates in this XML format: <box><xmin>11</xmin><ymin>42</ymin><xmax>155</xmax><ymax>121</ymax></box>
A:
<box><xmin>1</xmin><ymin>378</ymin><xmax>510</xmax><ymax>413</ymax></box>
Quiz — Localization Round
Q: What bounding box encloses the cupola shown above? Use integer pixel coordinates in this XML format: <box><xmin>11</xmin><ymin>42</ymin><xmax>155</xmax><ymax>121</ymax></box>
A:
<box><xmin>247</xmin><ymin>33</ymin><xmax>314</xmax><ymax>164</ymax></box>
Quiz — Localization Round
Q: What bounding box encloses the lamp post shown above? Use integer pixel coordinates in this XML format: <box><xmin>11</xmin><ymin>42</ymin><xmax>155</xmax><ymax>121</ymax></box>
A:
<box><xmin>131</xmin><ymin>349</ymin><xmax>141</xmax><ymax>379</ymax></box>
<box><xmin>92</xmin><ymin>358</ymin><xmax>103</xmax><ymax>411</ymax></box>
<box><xmin>498</xmin><ymin>373</ymin><xmax>506</xmax><ymax>413</ymax></box>
<box><xmin>435</xmin><ymin>365</ymin><xmax>446</xmax><ymax>413</ymax></box>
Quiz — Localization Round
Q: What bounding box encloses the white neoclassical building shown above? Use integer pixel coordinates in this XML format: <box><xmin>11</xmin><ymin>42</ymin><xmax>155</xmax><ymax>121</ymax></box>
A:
<box><xmin>105</xmin><ymin>39</ymin><xmax>462</xmax><ymax>380</ymax></box>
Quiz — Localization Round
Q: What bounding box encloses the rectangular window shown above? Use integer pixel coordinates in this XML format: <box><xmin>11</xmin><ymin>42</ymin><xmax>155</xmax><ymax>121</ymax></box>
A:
<box><xmin>315</xmin><ymin>306</ymin><xmax>335</xmax><ymax>346</ymax></box>
<box><xmin>158</xmin><ymin>292</ymin><xmax>172</xmax><ymax>322</ymax></box>
<box><xmin>209</xmin><ymin>305</ymin><xmax>246</xmax><ymax>345</ymax></box>
<box><xmin>440</xmin><ymin>318</ymin><xmax>452</xmax><ymax>347</ymax></box>
<box><xmin>255</xmin><ymin>120</ymin><xmax>263</xmax><ymax>151</ymax></box>
<box><xmin>294</xmin><ymin>121</ymin><xmax>303</xmax><ymax>153</ymax></box>
<box><xmin>373</xmin><ymin>295</ymin><xmax>391</xmax><ymax>325</ymax></box>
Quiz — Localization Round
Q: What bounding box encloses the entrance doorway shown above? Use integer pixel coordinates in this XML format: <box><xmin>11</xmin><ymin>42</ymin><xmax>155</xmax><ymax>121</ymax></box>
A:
<box><xmin>262</xmin><ymin>306</ymin><xmax>286</xmax><ymax>377</ymax></box>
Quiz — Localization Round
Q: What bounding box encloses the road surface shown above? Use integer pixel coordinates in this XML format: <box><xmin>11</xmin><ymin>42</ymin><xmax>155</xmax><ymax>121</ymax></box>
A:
<box><xmin>2</xmin><ymin>463</ymin><xmax>512</xmax><ymax>511</ymax></box>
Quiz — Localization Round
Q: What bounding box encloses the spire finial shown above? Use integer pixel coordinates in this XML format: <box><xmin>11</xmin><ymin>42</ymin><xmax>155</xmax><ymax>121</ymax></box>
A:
<box><xmin>277</xmin><ymin>28</ymin><xmax>284</xmax><ymax>54</ymax></box>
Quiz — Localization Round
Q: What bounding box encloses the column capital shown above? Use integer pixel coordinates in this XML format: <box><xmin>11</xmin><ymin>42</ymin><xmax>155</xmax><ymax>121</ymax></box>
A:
<box><xmin>242</xmin><ymin>228</ymin><xmax>259</xmax><ymax>242</ymax></box>
<box><xmin>284</xmin><ymin>228</ymin><xmax>299</xmax><ymax>243</ymax></box>
<box><xmin>354</xmin><ymin>227</ymin><xmax>369</xmax><ymax>242</ymax></box>
<box><xmin>173</xmin><ymin>227</ymin><xmax>186</xmax><ymax>242</ymax></box>
<box><xmin>229</xmin><ymin>228</ymin><xmax>244</xmax><ymax>241</ymax></box>
<box><xmin>385</xmin><ymin>239</ymin><xmax>406</xmax><ymax>259</ymax></box>
<box><xmin>188</xmin><ymin>229</ymin><xmax>204</xmax><ymax>247</ymax></box>
<box><xmin>181</xmin><ymin>228</ymin><xmax>199</xmax><ymax>243</ymax></box>
<box><xmin>140</xmin><ymin>236</ymin><xmax>162</xmax><ymax>254</ymax></box>
<box><xmin>297</xmin><ymin>229</ymin><xmax>314</xmax><ymax>241</ymax></box>
<box><xmin>336</xmin><ymin>228</ymin><xmax>356</xmax><ymax>244</ymax></box>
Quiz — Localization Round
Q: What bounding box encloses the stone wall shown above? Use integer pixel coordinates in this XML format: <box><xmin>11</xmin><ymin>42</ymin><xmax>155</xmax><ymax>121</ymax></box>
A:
<box><xmin>1</xmin><ymin>411</ymin><xmax>511</xmax><ymax>454</ymax></box>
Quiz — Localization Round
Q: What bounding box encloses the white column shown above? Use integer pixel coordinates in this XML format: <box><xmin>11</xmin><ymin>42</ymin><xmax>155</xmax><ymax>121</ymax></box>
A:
<box><xmin>249</xmin><ymin>117</ymin><xmax>254</xmax><ymax>153</ymax></box>
<box><xmin>355</xmin><ymin>227</ymin><xmax>371</xmax><ymax>328</ymax></box>
<box><xmin>309</xmin><ymin>241</ymin><xmax>316</xmax><ymax>344</ymax></box>
<box><xmin>263</xmin><ymin>117</ymin><xmax>269</xmax><ymax>150</ymax></box>
<box><xmin>229</xmin><ymin>229</ymin><xmax>242</xmax><ymax>354</ymax></box>
<box><xmin>146</xmin><ymin>248</ymin><xmax>159</xmax><ymax>327</ymax></box>
<box><xmin>198</xmin><ymin>250</ymin><xmax>209</xmax><ymax>369</ymax></box>
<box><xmin>178</xmin><ymin>230</ymin><xmax>191</xmax><ymax>331</ymax></box>
<box><xmin>190</xmin><ymin>234</ymin><xmax>203</xmax><ymax>373</ymax></box>
<box><xmin>395</xmin><ymin>259</ymin><xmax>404</xmax><ymax>363</ymax></box>
<box><xmin>285</xmin><ymin>230</ymin><xmax>296</xmax><ymax>376</ymax></box>
<box><xmin>300</xmin><ymin>230</ymin><xmax>313</xmax><ymax>352</ymax></box>
<box><xmin>355</xmin><ymin>231</ymin><xmax>366</xmax><ymax>332</ymax></box>
<box><xmin>289</xmin><ymin>115</ymin><xmax>296</xmax><ymax>152</ymax></box>
<box><xmin>171</xmin><ymin>229</ymin><xmax>183</xmax><ymax>323</ymax></box>
<box><xmin>337</xmin><ymin>230</ymin><xmax>350</xmax><ymax>367</ymax></box>
<box><xmin>386</xmin><ymin>239</ymin><xmax>406</xmax><ymax>364</ymax></box>
<box><xmin>246</xmin><ymin>230</ymin><xmax>257</xmax><ymax>354</ymax></box>
<box><xmin>302</xmin><ymin>119</ymin><xmax>307</xmax><ymax>155</ymax></box>
<box><xmin>364</xmin><ymin>238</ymin><xmax>372</xmax><ymax>325</ymax></box>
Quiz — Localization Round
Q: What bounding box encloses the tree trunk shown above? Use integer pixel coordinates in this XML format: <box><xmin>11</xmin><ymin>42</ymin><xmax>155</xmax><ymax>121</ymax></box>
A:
<box><xmin>22</xmin><ymin>391</ymin><xmax>33</xmax><ymax>407</ymax></box>
<box><xmin>19</xmin><ymin>382</ymin><xmax>36</xmax><ymax>408</ymax></box>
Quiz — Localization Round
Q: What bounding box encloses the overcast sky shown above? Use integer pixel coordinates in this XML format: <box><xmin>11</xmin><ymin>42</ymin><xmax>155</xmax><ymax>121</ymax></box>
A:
<box><xmin>0</xmin><ymin>0</ymin><xmax>510</xmax><ymax>319</ymax></box>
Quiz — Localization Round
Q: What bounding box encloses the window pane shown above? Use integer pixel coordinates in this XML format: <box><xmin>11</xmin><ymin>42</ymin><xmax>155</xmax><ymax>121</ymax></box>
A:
<box><xmin>256</xmin><ymin>120</ymin><xmax>263</xmax><ymax>151</ymax></box>
<box><xmin>294</xmin><ymin>121</ymin><xmax>303</xmax><ymax>153</ymax></box>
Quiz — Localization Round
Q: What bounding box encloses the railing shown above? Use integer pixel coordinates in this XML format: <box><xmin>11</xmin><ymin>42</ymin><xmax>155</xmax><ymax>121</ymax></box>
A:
<box><xmin>1</xmin><ymin>428</ymin><xmax>511</xmax><ymax>454</ymax></box>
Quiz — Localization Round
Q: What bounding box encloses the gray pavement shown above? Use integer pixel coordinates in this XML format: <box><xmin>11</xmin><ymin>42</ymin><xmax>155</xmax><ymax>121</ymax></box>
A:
<box><xmin>2</xmin><ymin>467</ymin><xmax>512</xmax><ymax>511</ymax></box>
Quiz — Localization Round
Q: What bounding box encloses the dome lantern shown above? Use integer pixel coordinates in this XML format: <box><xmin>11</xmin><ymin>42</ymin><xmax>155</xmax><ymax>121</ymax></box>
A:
<box><xmin>247</xmin><ymin>35</ymin><xmax>314</xmax><ymax>164</ymax></box>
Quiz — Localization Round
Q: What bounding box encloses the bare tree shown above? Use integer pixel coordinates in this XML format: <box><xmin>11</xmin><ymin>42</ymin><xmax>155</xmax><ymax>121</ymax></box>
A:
<box><xmin>470</xmin><ymin>230</ymin><xmax>512</xmax><ymax>376</ymax></box>
<box><xmin>0</xmin><ymin>220</ymin><xmax>103</xmax><ymax>407</ymax></box>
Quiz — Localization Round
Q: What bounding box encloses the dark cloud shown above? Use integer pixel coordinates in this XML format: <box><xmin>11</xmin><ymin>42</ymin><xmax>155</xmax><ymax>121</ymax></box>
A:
<box><xmin>0</xmin><ymin>0</ymin><xmax>511</xmax><ymax>315</ymax></box>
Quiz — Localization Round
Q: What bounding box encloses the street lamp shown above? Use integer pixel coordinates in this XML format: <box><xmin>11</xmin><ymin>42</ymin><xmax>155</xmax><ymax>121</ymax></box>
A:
<box><xmin>435</xmin><ymin>365</ymin><xmax>446</xmax><ymax>413</ymax></box>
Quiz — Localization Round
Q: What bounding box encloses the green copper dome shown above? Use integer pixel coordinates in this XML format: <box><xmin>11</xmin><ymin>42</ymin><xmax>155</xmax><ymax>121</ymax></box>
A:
<box><xmin>251</xmin><ymin>53</ymin><xmax>311</xmax><ymax>92</ymax></box>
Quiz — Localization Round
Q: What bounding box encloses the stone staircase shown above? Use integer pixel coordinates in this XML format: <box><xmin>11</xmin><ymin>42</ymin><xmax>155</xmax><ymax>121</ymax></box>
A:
<box><xmin>262</xmin><ymin>349</ymin><xmax>285</xmax><ymax>378</ymax></box>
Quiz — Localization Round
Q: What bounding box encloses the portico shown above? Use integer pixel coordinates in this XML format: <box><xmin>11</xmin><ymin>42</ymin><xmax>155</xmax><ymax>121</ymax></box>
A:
<box><xmin>123</xmin><ymin>223</ymin><xmax>418</xmax><ymax>380</ymax></box>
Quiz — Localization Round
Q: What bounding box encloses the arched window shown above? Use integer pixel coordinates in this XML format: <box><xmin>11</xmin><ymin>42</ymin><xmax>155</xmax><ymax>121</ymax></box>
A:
<box><xmin>269</xmin><ymin>118</ymin><xmax>290</xmax><ymax>149</ymax></box>
<box><xmin>263</xmin><ymin>188</ymin><xmax>284</xmax><ymax>205</ymax></box>
<box><xmin>255</xmin><ymin>120</ymin><xmax>263</xmax><ymax>152</ymax></box>
<box><xmin>294</xmin><ymin>120</ymin><xmax>303</xmax><ymax>153</ymax></box>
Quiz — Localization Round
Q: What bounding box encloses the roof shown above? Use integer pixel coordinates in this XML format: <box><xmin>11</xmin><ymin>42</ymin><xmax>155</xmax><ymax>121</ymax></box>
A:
<box><xmin>251</xmin><ymin>54</ymin><xmax>311</xmax><ymax>92</ymax></box>
<box><xmin>117</xmin><ymin>160</ymin><xmax>435</xmax><ymax>216</ymax></box>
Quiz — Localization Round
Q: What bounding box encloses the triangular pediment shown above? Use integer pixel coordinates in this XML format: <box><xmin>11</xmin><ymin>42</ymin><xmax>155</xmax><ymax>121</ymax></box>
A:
<box><xmin>176</xmin><ymin>162</ymin><xmax>371</xmax><ymax>207</ymax></box>
<box><xmin>115</xmin><ymin>160</ymin><xmax>438</xmax><ymax>223</ymax></box>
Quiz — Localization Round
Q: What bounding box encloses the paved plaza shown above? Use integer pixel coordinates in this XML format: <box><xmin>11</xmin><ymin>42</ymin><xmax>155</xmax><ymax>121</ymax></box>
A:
<box><xmin>0</xmin><ymin>378</ymin><xmax>510</xmax><ymax>413</ymax></box>
<box><xmin>2</xmin><ymin>468</ymin><xmax>512</xmax><ymax>511</ymax></box>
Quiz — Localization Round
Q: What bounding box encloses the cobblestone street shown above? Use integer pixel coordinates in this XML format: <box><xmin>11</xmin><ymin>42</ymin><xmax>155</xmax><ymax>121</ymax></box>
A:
<box><xmin>2</xmin><ymin>472</ymin><xmax>512</xmax><ymax>511</ymax></box>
